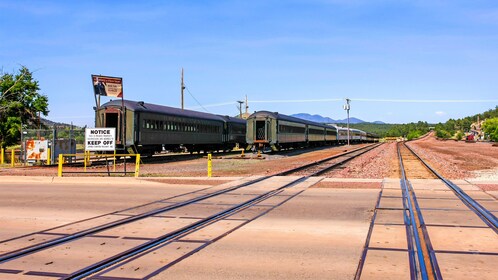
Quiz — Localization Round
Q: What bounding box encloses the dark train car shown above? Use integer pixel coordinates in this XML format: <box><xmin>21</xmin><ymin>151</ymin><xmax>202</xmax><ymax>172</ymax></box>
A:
<box><xmin>246</xmin><ymin>111</ymin><xmax>334</xmax><ymax>151</ymax></box>
<box><xmin>95</xmin><ymin>100</ymin><xmax>246</xmax><ymax>156</ymax></box>
<box><xmin>222</xmin><ymin>116</ymin><xmax>247</xmax><ymax>148</ymax></box>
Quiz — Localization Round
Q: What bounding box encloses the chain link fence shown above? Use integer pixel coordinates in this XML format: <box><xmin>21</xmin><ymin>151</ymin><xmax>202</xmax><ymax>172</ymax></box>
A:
<box><xmin>20</xmin><ymin>127</ymin><xmax>86</xmax><ymax>164</ymax></box>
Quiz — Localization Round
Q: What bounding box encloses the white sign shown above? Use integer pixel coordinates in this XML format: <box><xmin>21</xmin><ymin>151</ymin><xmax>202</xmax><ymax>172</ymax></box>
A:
<box><xmin>85</xmin><ymin>128</ymin><xmax>116</xmax><ymax>151</ymax></box>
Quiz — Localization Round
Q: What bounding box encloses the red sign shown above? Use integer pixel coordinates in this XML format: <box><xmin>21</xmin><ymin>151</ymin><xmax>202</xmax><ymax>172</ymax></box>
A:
<box><xmin>92</xmin><ymin>75</ymin><xmax>123</xmax><ymax>98</ymax></box>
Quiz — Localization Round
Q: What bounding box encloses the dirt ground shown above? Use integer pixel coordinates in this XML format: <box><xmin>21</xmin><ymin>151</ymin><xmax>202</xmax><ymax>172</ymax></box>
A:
<box><xmin>408</xmin><ymin>136</ymin><xmax>498</xmax><ymax>180</ymax></box>
<box><xmin>1</xmin><ymin>137</ymin><xmax>497</xmax><ymax>184</ymax></box>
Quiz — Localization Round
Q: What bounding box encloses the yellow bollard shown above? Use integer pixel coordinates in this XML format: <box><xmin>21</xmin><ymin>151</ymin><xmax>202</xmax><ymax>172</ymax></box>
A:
<box><xmin>207</xmin><ymin>153</ymin><xmax>212</xmax><ymax>177</ymax></box>
<box><xmin>84</xmin><ymin>151</ymin><xmax>87</xmax><ymax>172</ymax></box>
<box><xmin>257</xmin><ymin>150</ymin><xmax>262</xmax><ymax>158</ymax></box>
<box><xmin>113</xmin><ymin>150</ymin><xmax>116</xmax><ymax>172</ymax></box>
<box><xmin>11</xmin><ymin>149</ymin><xmax>15</xmax><ymax>167</ymax></box>
<box><xmin>1</xmin><ymin>147</ymin><xmax>4</xmax><ymax>165</ymax></box>
<box><xmin>135</xmin><ymin>154</ymin><xmax>140</xmax><ymax>177</ymax></box>
<box><xmin>58</xmin><ymin>154</ymin><xmax>63</xmax><ymax>177</ymax></box>
<box><xmin>241</xmin><ymin>149</ymin><xmax>245</xmax><ymax>158</ymax></box>
<box><xmin>47</xmin><ymin>148</ymin><xmax>51</xmax><ymax>165</ymax></box>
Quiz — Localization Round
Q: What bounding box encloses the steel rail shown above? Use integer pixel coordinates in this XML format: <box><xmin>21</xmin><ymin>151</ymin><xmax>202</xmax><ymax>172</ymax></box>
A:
<box><xmin>73</xmin><ymin>144</ymin><xmax>381</xmax><ymax>279</ymax></box>
<box><xmin>309</xmin><ymin>143</ymin><xmax>382</xmax><ymax>176</ymax></box>
<box><xmin>66</xmin><ymin>176</ymin><xmax>315</xmax><ymax>279</ymax></box>
<box><xmin>280</xmin><ymin>143</ymin><xmax>382</xmax><ymax>176</ymax></box>
<box><xmin>0</xmin><ymin>145</ymin><xmax>367</xmax><ymax>264</ymax></box>
<box><xmin>0</xmin><ymin>176</ymin><xmax>269</xmax><ymax>263</ymax></box>
<box><xmin>404</xmin><ymin>143</ymin><xmax>498</xmax><ymax>232</ymax></box>
<box><xmin>398</xmin><ymin>143</ymin><xmax>436</xmax><ymax>280</ymax></box>
<box><xmin>407</xmin><ymin>180</ymin><xmax>443</xmax><ymax>280</ymax></box>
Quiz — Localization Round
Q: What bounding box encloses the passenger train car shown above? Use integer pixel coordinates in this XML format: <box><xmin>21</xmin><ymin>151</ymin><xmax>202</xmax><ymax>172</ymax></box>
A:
<box><xmin>246</xmin><ymin>111</ymin><xmax>378</xmax><ymax>151</ymax></box>
<box><xmin>95</xmin><ymin>100</ymin><xmax>246</xmax><ymax>156</ymax></box>
<box><xmin>246</xmin><ymin>111</ymin><xmax>338</xmax><ymax>151</ymax></box>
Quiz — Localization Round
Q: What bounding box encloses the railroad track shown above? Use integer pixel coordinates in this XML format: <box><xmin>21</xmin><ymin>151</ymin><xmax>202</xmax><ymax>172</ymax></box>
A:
<box><xmin>281</xmin><ymin>143</ymin><xmax>383</xmax><ymax>176</ymax></box>
<box><xmin>0</xmin><ymin>143</ymin><xmax>381</xmax><ymax>279</ymax></box>
<box><xmin>355</xmin><ymin>141</ymin><xmax>498</xmax><ymax>280</ymax></box>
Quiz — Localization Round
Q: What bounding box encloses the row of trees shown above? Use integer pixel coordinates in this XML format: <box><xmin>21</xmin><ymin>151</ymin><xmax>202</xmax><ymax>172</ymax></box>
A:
<box><xmin>346</xmin><ymin>107</ymin><xmax>498</xmax><ymax>142</ymax></box>
<box><xmin>483</xmin><ymin>117</ymin><xmax>498</xmax><ymax>141</ymax></box>
<box><xmin>0</xmin><ymin>66</ymin><xmax>49</xmax><ymax>148</ymax></box>
<box><xmin>434</xmin><ymin>106</ymin><xmax>498</xmax><ymax>140</ymax></box>
<box><xmin>344</xmin><ymin>121</ymin><xmax>430</xmax><ymax>140</ymax></box>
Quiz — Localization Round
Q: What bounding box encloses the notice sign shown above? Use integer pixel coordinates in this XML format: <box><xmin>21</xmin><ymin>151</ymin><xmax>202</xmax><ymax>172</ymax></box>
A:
<box><xmin>92</xmin><ymin>75</ymin><xmax>123</xmax><ymax>98</ymax></box>
<box><xmin>85</xmin><ymin>128</ymin><xmax>116</xmax><ymax>151</ymax></box>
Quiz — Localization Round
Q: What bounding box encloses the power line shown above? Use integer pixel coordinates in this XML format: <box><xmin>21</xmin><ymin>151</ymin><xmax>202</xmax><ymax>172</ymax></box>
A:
<box><xmin>184</xmin><ymin>86</ymin><xmax>210</xmax><ymax>113</ymax></box>
<box><xmin>351</xmin><ymin>98</ymin><xmax>498</xmax><ymax>103</ymax></box>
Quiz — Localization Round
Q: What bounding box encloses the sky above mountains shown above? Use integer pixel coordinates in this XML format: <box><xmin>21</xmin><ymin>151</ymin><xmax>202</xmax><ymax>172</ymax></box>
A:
<box><xmin>1</xmin><ymin>0</ymin><xmax>498</xmax><ymax>126</ymax></box>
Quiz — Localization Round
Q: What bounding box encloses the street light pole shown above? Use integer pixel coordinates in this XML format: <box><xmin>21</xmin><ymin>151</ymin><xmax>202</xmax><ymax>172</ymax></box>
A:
<box><xmin>237</xmin><ymin>100</ymin><xmax>244</xmax><ymax>118</ymax></box>
<box><xmin>343</xmin><ymin>98</ymin><xmax>351</xmax><ymax>146</ymax></box>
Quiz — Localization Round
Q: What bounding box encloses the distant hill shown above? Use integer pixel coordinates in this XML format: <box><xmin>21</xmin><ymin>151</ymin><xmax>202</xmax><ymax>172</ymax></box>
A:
<box><xmin>290</xmin><ymin>113</ymin><xmax>385</xmax><ymax>124</ymax></box>
<box><xmin>40</xmin><ymin>117</ymin><xmax>84</xmax><ymax>129</ymax></box>
<box><xmin>291</xmin><ymin>113</ymin><xmax>336</xmax><ymax>123</ymax></box>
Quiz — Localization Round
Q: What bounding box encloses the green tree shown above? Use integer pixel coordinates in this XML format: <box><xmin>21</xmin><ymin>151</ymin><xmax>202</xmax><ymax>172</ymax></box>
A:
<box><xmin>482</xmin><ymin>117</ymin><xmax>498</xmax><ymax>141</ymax></box>
<box><xmin>0</xmin><ymin>66</ymin><xmax>49</xmax><ymax>148</ymax></box>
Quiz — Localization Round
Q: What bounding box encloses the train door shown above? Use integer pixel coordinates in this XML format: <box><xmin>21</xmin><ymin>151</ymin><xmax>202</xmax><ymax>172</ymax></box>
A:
<box><xmin>255</xmin><ymin>120</ymin><xmax>266</xmax><ymax>141</ymax></box>
<box><xmin>104</xmin><ymin>108</ymin><xmax>122</xmax><ymax>145</ymax></box>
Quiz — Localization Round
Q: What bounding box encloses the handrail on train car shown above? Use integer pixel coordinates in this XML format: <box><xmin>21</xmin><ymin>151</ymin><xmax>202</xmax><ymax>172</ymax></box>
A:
<box><xmin>57</xmin><ymin>153</ymin><xmax>141</xmax><ymax>177</ymax></box>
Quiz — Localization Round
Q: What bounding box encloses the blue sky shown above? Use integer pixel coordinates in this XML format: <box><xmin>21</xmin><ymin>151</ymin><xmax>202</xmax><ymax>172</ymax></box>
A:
<box><xmin>1</xmin><ymin>0</ymin><xmax>498</xmax><ymax>126</ymax></box>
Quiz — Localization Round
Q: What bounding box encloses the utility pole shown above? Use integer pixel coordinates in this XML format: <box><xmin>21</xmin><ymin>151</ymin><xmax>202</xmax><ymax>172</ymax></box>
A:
<box><xmin>343</xmin><ymin>98</ymin><xmax>351</xmax><ymax>146</ymax></box>
<box><xmin>245</xmin><ymin>95</ymin><xmax>248</xmax><ymax>114</ymax></box>
<box><xmin>181</xmin><ymin>68</ymin><xmax>185</xmax><ymax>110</ymax></box>
<box><xmin>237</xmin><ymin>100</ymin><xmax>244</xmax><ymax>118</ymax></box>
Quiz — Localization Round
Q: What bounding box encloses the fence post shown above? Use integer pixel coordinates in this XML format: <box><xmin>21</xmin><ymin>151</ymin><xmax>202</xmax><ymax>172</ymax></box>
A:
<box><xmin>11</xmin><ymin>149</ymin><xmax>15</xmax><ymax>167</ymax></box>
<box><xmin>134</xmin><ymin>154</ymin><xmax>140</xmax><ymax>177</ymax></box>
<box><xmin>207</xmin><ymin>153</ymin><xmax>212</xmax><ymax>177</ymax></box>
<box><xmin>1</xmin><ymin>147</ymin><xmax>4</xmax><ymax>165</ymax></box>
<box><xmin>47</xmin><ymin>148</ymin><xmax>51</xmax><ymax>165</ymax></box>
<box><xmin>58</xmin><ymin>154</ymin><xmax>63</xmax><ymax>177</ymax></box>
<box><xmin>113</xmin><ymin>150</ymin><xmax>116</xmax><ymax>172</ymax></box>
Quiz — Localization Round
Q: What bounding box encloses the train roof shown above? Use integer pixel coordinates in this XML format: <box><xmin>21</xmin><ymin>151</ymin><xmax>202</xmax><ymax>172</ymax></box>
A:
<box><xmin>221</xmin><ymin>115</ymin><xmax>247</xmax><ymax>124</ymax></box>
<box><xmin>101</xmin><ymin>99</ymin><xmax>239</xmax><ymax>123</ymax></box>
<box><xmin>248</xmin><ymin>111</ymin><xmax>334</xmax><ymax>128</ymax></box>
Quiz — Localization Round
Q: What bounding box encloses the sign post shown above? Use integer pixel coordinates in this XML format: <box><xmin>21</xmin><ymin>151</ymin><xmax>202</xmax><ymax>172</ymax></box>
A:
<box><xmin>91</xmin><ymin>74</ymin><xmax>125</xmax><ymax>152</ymax></box>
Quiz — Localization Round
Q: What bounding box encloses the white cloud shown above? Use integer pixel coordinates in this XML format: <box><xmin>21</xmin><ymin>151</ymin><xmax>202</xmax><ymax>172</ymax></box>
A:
<box><xmin>435</xmin><ymin>111</ymin><xmax>446</xmax><ymax>116</ymax></box>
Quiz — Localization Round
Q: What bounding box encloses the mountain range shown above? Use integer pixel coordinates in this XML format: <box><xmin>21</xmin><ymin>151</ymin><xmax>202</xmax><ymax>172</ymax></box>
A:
<box><xmin>290</xmin><ymin>113</ymin><xmax>385</xmax><ymax>124</ymax></box>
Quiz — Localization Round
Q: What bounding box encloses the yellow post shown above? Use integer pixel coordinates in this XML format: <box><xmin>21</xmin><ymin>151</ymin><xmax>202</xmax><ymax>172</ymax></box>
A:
<box><xmin>58</xmin><ymin>154</ymin><xmax>63</xmax><ymax>177</ymax></box>
<box><xmin>1</xmin><ymin>147</ymin><xmax>4</xmax><ymax>165</ymax></box>
<box><xmin>241</xmin><ymin>149</ymin><xmax>245</xmax><ymax>158</ymax></box>
<box><xmin>11</xmin><ymin>149</ymin><xmax>15</xmax><ymax>167</ymax></box>
<box><xmin>47</xmin><ymin>148</ymin><xmax>51</xmax><ymax>165</ymax></box>
<box><xmin>113</xmin><ymin>150</ymin><xmax>116</xmax><ymax>172</ymax></box>
<box><xmin>84</xmin><ymin>151</ymin><xmax>87</xmax><ymax>172</ymax></box>
<box><xmin>207</xmin><ymin>153</ymin><xmax>212</xmax><ymax>177</ymax></box>
<box><xmin>134</xmin><ymin>154</ymin><xmax>140</xmax><ymax>177</ymax></box>
<box><xmin>257</xmin><ymin>150</ymin><xmax>262</xmax><ymax>158</ymax></box>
